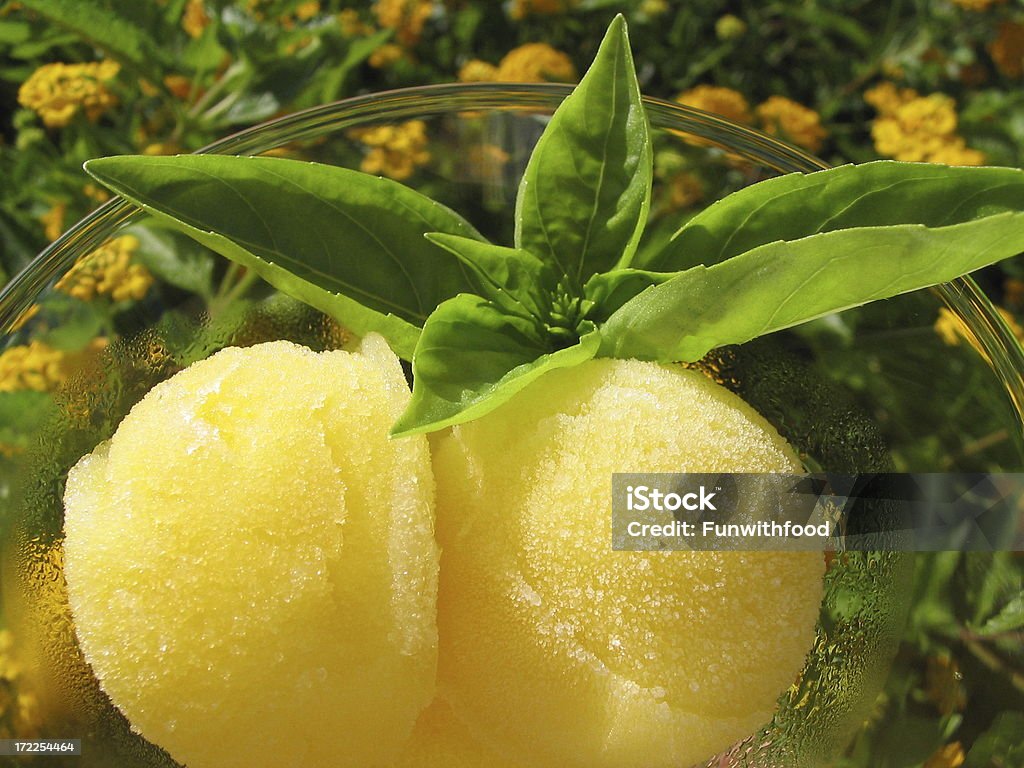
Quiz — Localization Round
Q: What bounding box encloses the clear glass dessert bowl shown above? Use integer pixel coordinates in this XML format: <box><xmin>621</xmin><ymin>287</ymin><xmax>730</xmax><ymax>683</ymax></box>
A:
<box><xmin>0</xmin><ymin>84</ymin><xmax>1021</xmax><ymax>768</ymax></box>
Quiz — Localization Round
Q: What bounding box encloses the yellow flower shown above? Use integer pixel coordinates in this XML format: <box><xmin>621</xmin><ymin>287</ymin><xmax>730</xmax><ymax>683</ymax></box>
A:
<box><xmin>675</xmin><ymin>85</ymin><xmax>751</xmax><ymax>124</ymax></box>
<box><xmin>639</xmin><ymin>0</ymin><xmax>668</xmax><ymax>15</ymax></box>
<box><xmin>142</xmin><ymin>142</ymin><xmax>181</xmax><ymax>156</ymax></box>
<box><xmin>182</xmin><ymin>0</ymin><xmax>211</xmax><ymax>38</ymax></box>
<box><xmin>863</xmin><ymin>81</ymin><xmax>918</xmax><ymax>116</ymax></box>
<box><xmin>83</xmin><ymin>183</ymin><xmax>110</xmax><ymax>204</ymax></box>
<box><xmin>951</xmin><ymin>0</ymin><xmax>1004</xmax><ymax>9</ymax></box>
<box><xmin>926</xmin><ymin>139</ymin><xmax>986</xmax><ymax>166</ymax></box>
<box><xmin>936</xmin><ymin>306</ymin><xmax>1024</xmax><ymax>352</ymax></box>
<box><xmin>295</xmin><ymin>0</ymin><xmax>321</xmax><ymax>20</ymax></box>
<box><xmin>509</xmin><ymin>0</ymin><xmax>576</xmax><ymax>20</ymax></box>
<box><xmin>755</xmin><ymin>96</ymin><xmax>827</xmax><ymax>152</ymax></box>
<box><xmin>338</xmin><ymin>8</ymin><xmax>373</xmax><ymax>36</ymax></box>
<box><xmin>923</xmin><ymin>742</ymin><xmax>965</xmax><ymax>768</ymax></box>
<box><xmin>18</xmin><ymin>60</ymin><xmax>120</xmax><ymax>128</ymax></box>
<box><xmin>369</xmin><ymin>43</ymin><xmax>405</xmax><ymax>69</ymax></box>
<box><xmin>373</xmin><ymin>0</ymin><xmax>433</xmax><ymax>46</ymax></box>
<box><xmin>715</xmin><ymin>14</ymin><xmax>747</xmax><ymax>40</ymax></box>
<box><xmin>458</xmin><ymin>59</ymin><xmax>498</xmax><ymax>83</ymax></box>
<box><xmin>39</xmin><ymin>201</ymin><xmax>66</xmax><ymax>242</ymax></box>
<box><xmin>0</xmin><ymin>340</ymin><xmax>67</xmax><ymax>393</ymax></box>
<box><xmin>350</xmin><ymin>120</ymin><xmax>430</xmax><ymax>180</ymax></box>
<box><xmin>55</xmin><ymin>235</ymin><xmax>154</xmax><ymax>303</ymax></box>
<box><xmin>495</xmin><ymin>43</ymin><xmax>576</xmax><ymax>83</ymax></box>
<box><xmin>871</xmin><ymin>94</ymin><xmax>958</xmax><ymax>162</ymax></box>
<box><xmin>990</xmin><ymin>21</ymin><xmax>1024</xmax><ymax>79</ymax></box>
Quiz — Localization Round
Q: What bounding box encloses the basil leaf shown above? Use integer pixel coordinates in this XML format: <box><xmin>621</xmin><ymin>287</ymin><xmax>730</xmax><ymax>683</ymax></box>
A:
<box><xmin>425</xmin><ymin>233</ymin><xmax>556</xmax><ymax>320</ymax></box>
<box><xmin>391</xmin><ymin>295</ymin><xmax>601</xmax><ymax>436</ymax></box>
<box><xmin>601</xmin><ymin>213</ymin><xmax>1024</xmax><ymax>361</ymax></box>
<box><xmin>85</xmin><ymin>155</ymin><xmax>485</xmax><ymax>361</ymax></box>
<box><xmin>645</xmin><ymin>162</ymin><xmax>1024</xmax><ymax>271</ymax></box>
<box><xmin>583</xmin><ymin>268</ymin><xmax>672</xmax><ymax>321</ymax></box>
<box><xmin>514</xmin><ymin>14</ymin><xmax>652</xmax><ymax>284</ymax></box>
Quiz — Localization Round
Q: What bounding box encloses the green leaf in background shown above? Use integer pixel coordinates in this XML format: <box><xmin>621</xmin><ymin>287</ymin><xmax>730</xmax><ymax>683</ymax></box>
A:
<box><xmin>599</xmin><ymin>212</ymin><xmax>1024</xmax><ymax>362</ymax></box>
<box><xmin>85</xmin><ymin>154</ymin><xmax>486</xmax><ymax>360</ymax></box>
<box><xmin>391</xmin><ymin>294</ymin><xmax>601</xmax><ymax>436</ymax></box>
<box><xmin>644</xmin><ymin>162</ymin><xmax>1024</xmax><ymax>271</ymax></box>
<box><xmin>514</xmin><ymin>14</ymin><xmax>652</xmax><ymax>284</ymax></box>
<box><xmin>37</xmin><ymin>297</ymin><xmax>106</xmax><ymax>351</ymax></box>
<box><xmin>129</xmin><ymin>225</ymin><xmax>216</xmax><ymax>301</ymax></box>
<box><xmin>425</xmin><ymin>233</ymin><xmax>556</xmax><ymax>320</ymax></box>
<box><xmin>317</xmin><ymin>29</ymin><xmax>393</xmax><ymax>104</ymax></box>
<box><xmin>964</xmin><ymin>712</ymin><xmax>1024</xmax><ymax>767</ymax></box>
<box><xmin>0</xmin><ymin>390</ymin><xmax>56</xmax><ymax>456</ymax></box>
<box><xmin>17</xmin><ymin>0</ymin><xmax>170</xmax><ymax>85</ymax></box>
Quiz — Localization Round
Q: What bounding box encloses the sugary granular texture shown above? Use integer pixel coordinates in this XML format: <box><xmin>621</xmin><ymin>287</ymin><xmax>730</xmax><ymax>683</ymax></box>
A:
<box><xmin>433</xmin><ymin>359</ymin><xmax>825</xmax><ymax>768</ymax></box>
<box><xmin>390</xmin><ymin>698</ymin><xmax>528</xmax><ymax>768</ymax></box>
<box><xmin>62</xmin><ymin>336</ymin><xmax>438</xmax><ymax>768</ymax></box>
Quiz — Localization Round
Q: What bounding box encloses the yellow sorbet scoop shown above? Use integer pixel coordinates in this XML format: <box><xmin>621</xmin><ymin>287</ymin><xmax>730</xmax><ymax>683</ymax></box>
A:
<box><xmin>432</xmin><ymin>358</ymin><xmax>825</xmax><ymax>768</ymax></box>
<box><xmin>62</xmin><ymin>336</ymin><xmax>438</xmax><ymax>768</ymax></box>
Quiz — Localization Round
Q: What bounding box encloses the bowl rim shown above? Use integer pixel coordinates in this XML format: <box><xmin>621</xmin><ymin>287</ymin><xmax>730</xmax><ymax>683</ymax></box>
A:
<box><xmin>2</xmin><ymin>81</ymin><xmax>1022</xmax><ymax>427</ymax></box>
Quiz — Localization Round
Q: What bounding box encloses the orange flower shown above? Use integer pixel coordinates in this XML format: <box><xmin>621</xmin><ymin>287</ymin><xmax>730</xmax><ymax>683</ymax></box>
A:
<box><xmin>675</xmin><ymin>85</ymin><xmax>751</xmax><ymax>124</ymax></box>
<box><xmin>495</xmin><ymin>43</ymin><xmax>576</xmax><ymax>83</ymax></box>
<box><xmin>755</xmin><ymin>96</ymin><xmax>827</xmax><ymax>152</ymax></box>
<box><xmin>509</xmin><ymin>0</ymin><xmax>576</xmax><ymax>19</ymax></box>
<box><xmin>373</xmin><ymin>0</ymin><xmax>432</xmax><ymax>46</ymax></box>
<box><xmin>458</xmin><ymin>59</ymin><xmax>498</xmax><ymax>83</ymax></box>
<box><xmin>990</xmin><ymin>21</ymin><xmax>1024</xmax><ymax>78</ymax></box>
<box><xmin>182</xmin><ymin>0</ymin><xmax>210</xmax><ymax>38</ymax></box>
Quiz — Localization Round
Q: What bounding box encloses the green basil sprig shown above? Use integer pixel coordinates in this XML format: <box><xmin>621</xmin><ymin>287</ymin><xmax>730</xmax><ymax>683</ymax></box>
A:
<box><xmin>84</xmin><ymin>15</ymin><xmax>1024</xmax><ymax>438</ymax></box>
<box><xmin>85</xmin><ymin>155</ymin><xmax>485</xmax><ymax>360</ymax></box>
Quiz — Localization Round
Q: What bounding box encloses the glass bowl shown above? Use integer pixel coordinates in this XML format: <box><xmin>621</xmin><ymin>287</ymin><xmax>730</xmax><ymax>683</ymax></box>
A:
<box><xmin>0</xmin><ymin>84</ymin><xmax>1021</xmax><ymax>768</ymax></box>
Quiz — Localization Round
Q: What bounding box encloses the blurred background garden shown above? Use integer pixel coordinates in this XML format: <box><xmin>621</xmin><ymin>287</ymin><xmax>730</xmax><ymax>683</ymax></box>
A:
<box><xmin>0</xmin><ymin>1</ymin><xmax>1023</xmax><ymax>766</ymax></box>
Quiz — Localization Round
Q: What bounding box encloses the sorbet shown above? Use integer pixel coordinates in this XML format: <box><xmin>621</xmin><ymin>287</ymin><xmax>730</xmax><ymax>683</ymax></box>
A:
<box><xmin>433</xmin><ymin>359</ymin><xmax>825</xmax><ymax>768</ymax></box>
<box><xmin>62</xmin><ymin>336</ymin><xmax>438</xmax><ymax>768</ymax></box>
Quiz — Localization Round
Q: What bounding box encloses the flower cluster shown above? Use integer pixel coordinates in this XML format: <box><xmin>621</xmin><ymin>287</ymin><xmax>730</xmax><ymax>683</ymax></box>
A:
<box><xmin>350</xmin><ymin>120</ymin><xmax>430</xmax><ymax>180</ymax></box>
<box><xmin>675</xmin><ymin>85</ymin><xmax>752</xmax><ymax>124</ymax></box>
<box><xmin>17</xmin><ymin>60</ymin><xmax>120</xmax><ymax>128</ymax></box>
<box><xmin>755</xmin><ymin>95</ymin><xmax>828</xmax><ymax>153</ymax></box>
<box><xmin>458</xmin><ymin>43</ymin><xmax>576</xmax><ymax>84</ymax></box>
<box><xmin>0</xmin><ymin>340</ymin><xmax>67</xmax><ymax>393</ymax></box>
<box><xmin>373</xmin><ymin>0</ymin><xmax>433</xmax><ymax>47</ymax></box>
<box><xmin>182</xmin><ymin>0</ymin><xmax>211</xmax><ymax>38</ymax></box>
<box><xmin>55</xmin><ymin>235</ymin><xmax>154</xmax><ymax>303</ymax></box>
<box><xmin>865</xmin><ymin>82</ymin><xmax>985</xmax><ymax>165</ymax></box>
<box><xmin>675</xmin><ymin>86</ymin><xmax>826</xmax><ymax>152</ymax></box>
